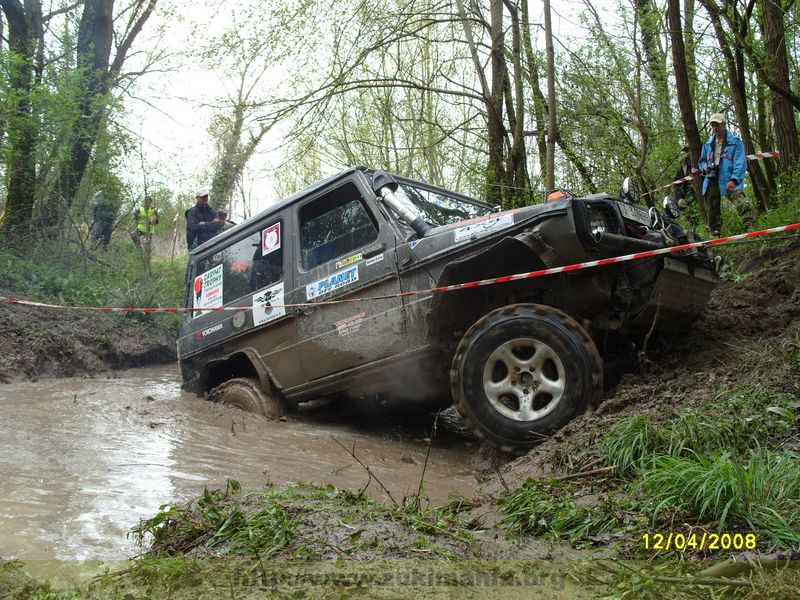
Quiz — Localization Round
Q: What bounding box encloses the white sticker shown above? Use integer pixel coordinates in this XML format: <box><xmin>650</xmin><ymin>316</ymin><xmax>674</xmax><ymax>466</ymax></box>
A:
<box><xmin>365</xmin><ymin>253</ymin><xmax>384</xmax><ymax>266</ymax></box>
<box><xmin>453</xmin><ymin>213</ymin><xmax>515</xmax><ymax>242</ymax></box>
<box><xmin>334</xmin><ymin>311</ymin><xmax>366</xmax><ymax>336</ymax></box>
<box><xmin>306</xmin><ymin>265</ymin><xmax>359</xmax><ymax>301</ymax></box>
<box><xmin>262</xmin><ymin>223</ymin><xmax>281</xmax><ymax>256</ymax></box>
<box><xmin>336</xmin><ymin>253</ymin><xmax>362</xmax><ymax>269</ymax></box>
<box><xmin>193</xmin><ymin>264</ymin><xmax>223</xmax><ymax>318</ymax></box>
<box><xmin>252</xmin><ymin>282</ymin><xmax>285</xmax><ymax>326</ymax></box>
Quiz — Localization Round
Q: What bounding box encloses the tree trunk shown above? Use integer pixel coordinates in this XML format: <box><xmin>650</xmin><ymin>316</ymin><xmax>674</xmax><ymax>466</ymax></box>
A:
<box><xmin>0</xmin><ymin>0</ymin><xmax>38</xmax><ymax>236</ymax></box>
<box><xmin>760</xmin><ymin>0</ymin><xmax>800</xmax><ymax>172</ymax></box>
<box><xmin>543</xmin><ymin>0</ymin><xmax>556</xmax><ymax>191</ymax></box>
<box><xmin>63</xmin><ymin>0</ymin><xmax>114</xmax><ymax>208</ymax></box>
<box><xmin>755</xmin><ymin>79</ymin><xmax>777</xmax><ymax>190</ymax></box>
<box><xmin>503</xmin><ymin>0</ymin><xmax>530</xmax><ymax>206</ymax></box>
<box><xmin>700</xmin><ymin>0</ymin><xmax>770</xmax><ymax>212</ymax></box>
<box><xmin>634</xmin><ymin>0</ymin><xmax>670</xmax><ymax>122</ymax></box>
<box><xmin>667</xmin><ymin>0</ymin><xmax>707</xmax><ymax>223</ymax></box>
<box><xmin>520</xmin><ymin>0</ymin><xmax>547</xmax><ymax>182</ymax></box>
<box><xmin>487</xmin><ymin>0</ymin><xmax>506</xmax><ymax>205</ymax></box>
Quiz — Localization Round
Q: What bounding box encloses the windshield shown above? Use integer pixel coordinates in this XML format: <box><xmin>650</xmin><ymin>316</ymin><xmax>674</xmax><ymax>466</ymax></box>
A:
<box><xmin>396</xmin><ymin>184</ymin><xmax>493</xmax><ymax>227</ymax></box>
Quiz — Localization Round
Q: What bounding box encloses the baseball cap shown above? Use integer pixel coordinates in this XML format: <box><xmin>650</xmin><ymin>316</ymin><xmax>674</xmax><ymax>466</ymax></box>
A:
<box><xmin>195</xmin><ymin>189</ymin><xmax>209</xmax><ymax>198</ymax></box>
<box><xmin>708</xmin><ymin>113</ymin><xmax>725</xmax><ymax>125</ymax></box>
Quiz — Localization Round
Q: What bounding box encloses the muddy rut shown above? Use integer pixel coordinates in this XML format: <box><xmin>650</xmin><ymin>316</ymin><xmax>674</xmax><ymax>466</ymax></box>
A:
<box><xmin>0</xmin><ymin>366</ymin><xmax>475</xmax><ymax>560</ymax></box>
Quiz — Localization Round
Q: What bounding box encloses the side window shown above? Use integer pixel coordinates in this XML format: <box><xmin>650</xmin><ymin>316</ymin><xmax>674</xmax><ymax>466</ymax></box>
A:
<box><xmin>192</xmin><ymin>221</ymin><xmax>283</xmax><ymax>318</ymax></box>
<box><xmin>299</xmin><ymin>182</ymin><xmax>378</xmax><ymax>270</ymax></box>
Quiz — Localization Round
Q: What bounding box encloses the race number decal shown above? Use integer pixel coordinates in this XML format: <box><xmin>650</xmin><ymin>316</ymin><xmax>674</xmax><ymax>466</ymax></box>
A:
<box><xmin>262</xmin><ymin>223</ymin><xmax>281</xmax><ymax>256</ymax></box>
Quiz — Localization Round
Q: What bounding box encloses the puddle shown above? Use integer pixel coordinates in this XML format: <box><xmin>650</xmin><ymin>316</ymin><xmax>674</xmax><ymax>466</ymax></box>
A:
<box><xmin>0</xmin><ymin>366</ymin><xmax>476</xmax><ymax>560</ymax></box>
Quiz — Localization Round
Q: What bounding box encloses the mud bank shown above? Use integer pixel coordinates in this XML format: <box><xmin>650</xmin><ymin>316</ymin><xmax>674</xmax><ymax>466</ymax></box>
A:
<box><xmin>0</xmin><ymin>292</ymin><xmax>176</xmax><ymax>381</ymax></box>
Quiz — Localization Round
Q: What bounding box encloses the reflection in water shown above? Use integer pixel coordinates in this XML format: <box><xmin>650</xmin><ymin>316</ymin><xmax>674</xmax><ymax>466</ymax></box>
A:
<box><xmin>0</xmin><ymin>366</ymin><xmax>475</xmax><ymax>560</ymax></box>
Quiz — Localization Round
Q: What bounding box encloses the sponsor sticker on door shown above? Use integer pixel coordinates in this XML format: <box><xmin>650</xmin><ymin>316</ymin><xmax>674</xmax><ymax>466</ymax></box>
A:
<box><xmin>306</xmin><ymin>265</ymin><xmax>359</xmax><ymax>300</ymax></box>
<box><xmin>253</xmin><ymin>282</ymin><xmax>285</xmax><ymax>326</ymax></box>
<box><xmin>193</xmin><ymin>264</ymin><xmax>223</xmax><ymax>318</ymax></box>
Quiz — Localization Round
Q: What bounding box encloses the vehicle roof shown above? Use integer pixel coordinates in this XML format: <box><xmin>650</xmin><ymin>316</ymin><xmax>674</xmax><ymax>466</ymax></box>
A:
<box><xmin>190</xmin><ymin>166</ymin><xmax>493</xmax><ymax>254</ymax></box>
<box><xmin>191</xmin><ymin>166</ymin><xmax>364</xmax><ymax>254</ymax></box>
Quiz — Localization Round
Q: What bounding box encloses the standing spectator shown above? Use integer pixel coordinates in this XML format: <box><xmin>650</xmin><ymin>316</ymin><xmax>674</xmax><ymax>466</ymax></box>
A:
<box><xmin>132</xmin><ymin>197</ymin><xmax>159</xmax><ymax>251</ymax></box>
<box><xmin>699</xmin><ymin>113</ymin><xmax>752</xmax><ymax>236</ymax></box>
<box><xmin>90</xmin><ymin>190</ymin><xmax>119</xmax><ymax>250</ymax></box>
<box><xmin>186</xmin><ymin>190</ymin><xmax>223</xmax><ymax>250</ymax></box>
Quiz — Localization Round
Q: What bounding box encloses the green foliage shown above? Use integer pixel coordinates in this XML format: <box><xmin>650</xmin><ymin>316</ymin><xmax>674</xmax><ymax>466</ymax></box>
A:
<box><xmin>497</xmin><ymin>478</ymin><xmax>643</xmax><ymax>544</ymax></box>
<box><xmin>0</xmin><ymin>237</ymin><xmax>186</xmax><ymax>331</ymax></box>
<box><xmin>131</xmin><ymin>479</ymin><xmax>299</xmax><ymax>559</ymax></box>
<box><xmin>600</xmin><ymin>387</ymin><xmax>799</xmax><ymax>476</ymax></box>
<box><xmin>637</xmin><ymin>450</ymin><xmax>800</xmax><ymax>545</ymax></box>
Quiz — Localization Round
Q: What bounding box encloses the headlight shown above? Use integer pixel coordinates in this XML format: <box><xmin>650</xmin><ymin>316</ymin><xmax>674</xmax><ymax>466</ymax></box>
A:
<box><xmin>587</xmin><ymin>205</ymin><xmax>613</xmax><ymax>235</ymax></box>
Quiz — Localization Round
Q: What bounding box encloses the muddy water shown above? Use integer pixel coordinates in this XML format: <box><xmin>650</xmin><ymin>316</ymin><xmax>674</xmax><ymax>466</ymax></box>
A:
<box><xmin>0</xmin><ymin>366</ymin><xmax>476</xmax><ymax>560</ymax></box>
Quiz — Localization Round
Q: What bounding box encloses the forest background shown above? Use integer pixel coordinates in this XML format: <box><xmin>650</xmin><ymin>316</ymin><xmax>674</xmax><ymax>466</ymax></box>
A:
<box><xmin>0</xmin><ymin>0</ymin><xmax>798</xmax><ymax>311</ymax></box>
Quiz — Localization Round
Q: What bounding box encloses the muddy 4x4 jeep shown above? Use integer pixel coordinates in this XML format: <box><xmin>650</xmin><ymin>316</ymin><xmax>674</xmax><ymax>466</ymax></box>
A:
<box><xmin>179</xmin><ymin>167</ymin><xmax>718</xmax><ymax>451</ymax></box>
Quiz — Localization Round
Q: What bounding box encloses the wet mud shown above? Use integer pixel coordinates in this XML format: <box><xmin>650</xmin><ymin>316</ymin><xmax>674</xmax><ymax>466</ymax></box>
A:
<box><xmin>0</xmin><ymin>366</ymin><xmax>475</xmax><ymax>560</ymax></box>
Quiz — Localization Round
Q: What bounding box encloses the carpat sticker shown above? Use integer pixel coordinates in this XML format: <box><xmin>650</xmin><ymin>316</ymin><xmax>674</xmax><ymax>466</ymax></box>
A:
<box><xmin>453</xmin><ymin>213</ymin><xmax>515</xmax><ymax>242</ymax></box>
<box><xmin>193</xmin><ymin>264</ymin><xmax>223</xmax><ymax>318</ymax></box>
<box><xmin>334</xmin><ymin>311</ymin><xmax>366</xmax><ymax>336</ymax></box>
<box><xmin>336</xmin><ymin>253</ymin><xmax>362</xmax><ymax>269</ymax></box>
<box><xmin>306</xmin><ymin>265</ymin><xmax>359</xmax><ymax>300</ymax></box>
<box><xmin>262</xmin><ymin>223</ymin><xmax>281</xmax><ymax>256</ymax></box>
<box><xmin>365</xmin><ymin>253</ymin><xmax>384</xmax><ymax>266</ymax></box>
<box><xmin>253</xmin><ymin>282</ymin><xmax>285</xmax><ymax>326</ymax></box>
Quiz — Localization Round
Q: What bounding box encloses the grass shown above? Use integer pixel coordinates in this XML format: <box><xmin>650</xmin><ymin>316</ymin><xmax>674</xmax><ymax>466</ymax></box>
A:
<box><xmin>637</xmin><ymin>450</ymin><xmax>800</xmax><ymax>546</ymax></box>
<box><xmin>0</xmin><ymin>236</ymin><xmax>186</xmax><ymax>333</ymax></box>
<box><xmin>599</xmin><ymin>386</ymin><xmax>799</xmax><ymax>476</ymax></box>
<box><xmin>497</xmin><ymin>478</ymin><xmax>645</xmax><ymax>545</ymax></box>
<box><xmin>131</xmin><ymin>479</ymin><xmax>300</xmax><ymax>559</ymax></box>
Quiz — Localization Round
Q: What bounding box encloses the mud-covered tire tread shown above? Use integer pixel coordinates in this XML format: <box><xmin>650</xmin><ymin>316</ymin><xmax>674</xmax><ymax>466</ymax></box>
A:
<box><xmin>208</xmin><ymin>377</ymin><xmax>288</xmax><ymax>419</ymax></box>
<box><xmin>450</xmin><ymin>303</ymin><xmax>603</xmax><ymax>453</ymax></box>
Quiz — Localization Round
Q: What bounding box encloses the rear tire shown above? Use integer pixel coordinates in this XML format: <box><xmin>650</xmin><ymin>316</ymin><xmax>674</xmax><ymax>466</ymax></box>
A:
<box><xmin>451</xmin><ymin>304</ymin><xmax>602</xmax><ymax>452</ymax></box>
<box><xmin>208</xmin><ymin>377</ymin><xmax>288</xmax><ymax>419</ymax></box>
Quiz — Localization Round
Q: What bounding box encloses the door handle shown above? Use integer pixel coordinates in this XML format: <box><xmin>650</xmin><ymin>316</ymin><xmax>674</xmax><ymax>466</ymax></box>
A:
<box><xmin>362</xmin><ymin>243</ymin><xmax>386</xmax><ymax>259</ymax></box>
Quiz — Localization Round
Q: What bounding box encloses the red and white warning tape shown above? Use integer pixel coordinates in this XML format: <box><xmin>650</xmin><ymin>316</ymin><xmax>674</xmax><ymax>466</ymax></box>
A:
<box><xmin>646</xmin><ymin>149</ymin><xmax>781</xmax><ymax>196</ymax></box>
<box><xmin>2</xmin><ymin>222</ymin><xmax>799</xmax><ymax>314</ymax></box>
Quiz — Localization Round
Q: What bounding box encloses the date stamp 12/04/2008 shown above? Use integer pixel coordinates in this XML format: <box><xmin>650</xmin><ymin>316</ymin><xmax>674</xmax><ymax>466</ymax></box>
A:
<box><xmin>640</xmin><ymin>532</ymin><xmax>757</xmax><ymax>552</ymax></box>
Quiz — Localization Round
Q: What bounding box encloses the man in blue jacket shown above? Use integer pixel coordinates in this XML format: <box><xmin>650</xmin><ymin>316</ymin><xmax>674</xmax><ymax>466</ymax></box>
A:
<box><xmin>699</xmin><ymin>113</ymin><xmax>753</xmax><ymax>235</ymax></box>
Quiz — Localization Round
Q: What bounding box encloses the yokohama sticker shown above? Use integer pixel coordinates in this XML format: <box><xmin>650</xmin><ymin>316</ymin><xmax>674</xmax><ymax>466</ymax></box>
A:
<box><xmin>252</xmin><ymin>282</ymin><xmax>285</xmax><ymax>326</ymax></box>
<box><xmin>306</xmin><ymin>265</ymin><xmax>359</xmax><ymax>300</ymax></box>
<box><xmin>262</xmin><ymin>223</ymin><xmax>281</xmax><ymax>256</ymax></box>
<box><xmin>453</xmin><ymin>213</ymin><xmax>514</xmax><ymax>242</ymax></box>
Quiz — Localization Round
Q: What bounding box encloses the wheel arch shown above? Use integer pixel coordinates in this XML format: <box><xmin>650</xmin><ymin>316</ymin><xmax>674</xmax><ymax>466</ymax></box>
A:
<box><xmin>200</xmin><ymin>350</ymin><xmax>273</xmax><ymax>395</ymax></box>
<box><xmin>425</xmin><ymin>235</ymin><xmax>550</xmax><ymax>347</ymax></box>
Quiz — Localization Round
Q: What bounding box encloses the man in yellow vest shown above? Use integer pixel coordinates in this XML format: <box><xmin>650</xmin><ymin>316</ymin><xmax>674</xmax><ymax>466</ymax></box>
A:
<box><xmin>132</xmin><ymin>197</ymin><xmax>159</xmax><ymax>250</ymax></box>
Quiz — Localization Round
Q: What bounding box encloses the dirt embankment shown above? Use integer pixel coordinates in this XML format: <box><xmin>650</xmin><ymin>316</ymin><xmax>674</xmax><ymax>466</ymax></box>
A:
<box><xmin>0</xmin><ymin>293</ymin><xmax>177</xmax><ymax>382</ymax></box>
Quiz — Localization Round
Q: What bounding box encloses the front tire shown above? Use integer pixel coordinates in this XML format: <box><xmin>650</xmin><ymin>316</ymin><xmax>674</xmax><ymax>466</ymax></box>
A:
<box><xmin>208</xmin><ymin>377</ymin><xmax>288</xmax><ymax>419</ymax></box>
<box><xmin>451</xmin><ymin>304</ymin><xmax>602</xmax><ymax>452</ymax></box>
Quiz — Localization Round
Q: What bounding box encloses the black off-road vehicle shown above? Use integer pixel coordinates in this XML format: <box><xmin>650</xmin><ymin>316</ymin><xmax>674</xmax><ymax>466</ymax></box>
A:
<box><xmin>179</xmin><ymin>167</ymin><xmax>718</xmax><ymax>451</ymax></box>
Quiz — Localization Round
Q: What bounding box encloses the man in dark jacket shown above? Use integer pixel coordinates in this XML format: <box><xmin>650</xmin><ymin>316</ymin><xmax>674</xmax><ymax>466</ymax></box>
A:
<box><xmin>186</xmin><ymin>190</ymin><xmax>222</xmax><ymax>250</ymax></box>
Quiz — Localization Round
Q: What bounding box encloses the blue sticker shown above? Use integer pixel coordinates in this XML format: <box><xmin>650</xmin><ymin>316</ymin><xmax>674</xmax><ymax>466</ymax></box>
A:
<box><xmin>305</xmin><ymin>266</ymin><xmax>360</xmax><ymax>301</ymax></box>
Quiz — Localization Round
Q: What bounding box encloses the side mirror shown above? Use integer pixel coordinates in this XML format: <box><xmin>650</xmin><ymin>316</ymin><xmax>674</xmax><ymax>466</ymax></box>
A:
<box><xmin>663</xmin><ymin>196</ymin><xmax>680</xmax><ymax>220</ymax></box>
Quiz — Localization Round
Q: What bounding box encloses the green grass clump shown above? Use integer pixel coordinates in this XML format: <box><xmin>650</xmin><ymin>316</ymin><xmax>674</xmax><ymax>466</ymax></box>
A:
<box><xmin>131</xmin><ymin>480</ymin><xmax>299</xmax><ymax>559</ymax></box>
<box><xmin>497</xmin><ymin>478</ymin><xmax>640</xmax><ymax>544</ymax></box>
<box><xmin>600</xmin><ymin>387</ymin><xmax>798</xmax><ymax>475</ymax></box>
<box><xmin>637</xmin><ymin>450</ymin><xmax>800</xmax><ymax>546</ymax></box>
